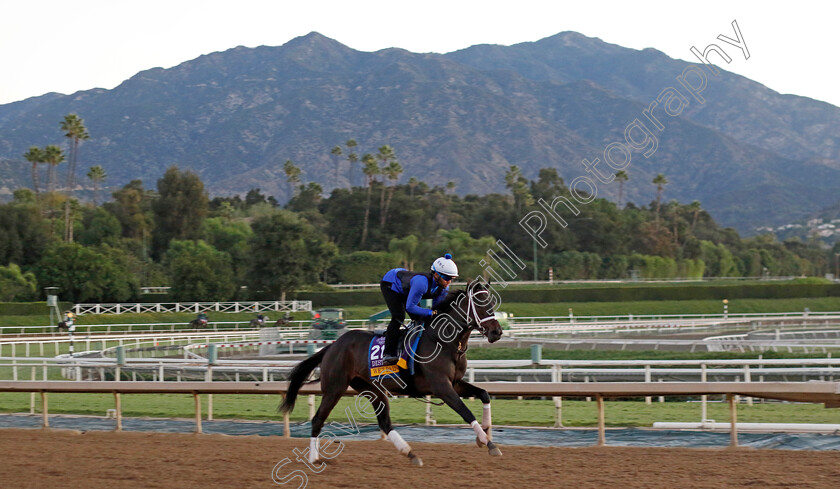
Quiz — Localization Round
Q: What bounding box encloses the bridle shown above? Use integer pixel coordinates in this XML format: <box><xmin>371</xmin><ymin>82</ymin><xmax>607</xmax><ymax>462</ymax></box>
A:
<box><xmin>452</xmin><ymin>287</ymin><xmax>496</xmax><ymax>355</ymax></box>
<box><xmin>428</xmin><ymin>284</ymin><xmax>498</xmax><ymax>355</ymax></box>
<box><xmin>464</xmin><ymin>286</ymin><xmax>496</xmax><ymax>336</ymax></box>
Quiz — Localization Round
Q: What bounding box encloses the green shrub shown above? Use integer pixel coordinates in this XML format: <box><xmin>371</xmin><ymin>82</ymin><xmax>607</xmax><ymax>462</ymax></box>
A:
<box><xmin>328</xmin><ymin>251</ymin><xmax>399</xmax><ymax>284</ymax></box>
<box><xmin>0</xmin><ymin>302</ymin><xmax>74</xmax><ymax>316</ymax></box>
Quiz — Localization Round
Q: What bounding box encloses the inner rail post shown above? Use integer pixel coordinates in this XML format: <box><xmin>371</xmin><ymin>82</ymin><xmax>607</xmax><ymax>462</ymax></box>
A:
<box><xmin>41</xmin><ymin>391</ymin><xmax>48</xmax><ymax>428</ymax></box>
<box><xmin>728</xmin><ymin>393</ymin><xmax>738</xmax><ymax>447</ymax></box>
<box><xmin>114</xmin><ymin>392</ymin><xmax>122</xmax><ymax>431</ymax></box>
<box><xmin>194</xmin><ymin>392</ymin><xmax>202</xmax><ymax>434</ymax></box>
<box><xmin>596</xmin><ymin>394</ymin><xmax>606</xmax><ymax>446</ymax></box>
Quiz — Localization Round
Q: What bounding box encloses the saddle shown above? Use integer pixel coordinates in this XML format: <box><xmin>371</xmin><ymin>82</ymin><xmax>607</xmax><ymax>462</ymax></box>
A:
<box><xmin>368</xmin><ymin>322</ymin><xmax>423</xmax><ymax>379</ymax></box>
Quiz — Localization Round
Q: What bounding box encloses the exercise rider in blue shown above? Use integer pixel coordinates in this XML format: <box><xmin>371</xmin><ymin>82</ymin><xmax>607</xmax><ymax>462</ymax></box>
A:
<box><xmin>379</xmin><ymin>254</ymin><xmax>459</xmax><ymax>365</ymax></box>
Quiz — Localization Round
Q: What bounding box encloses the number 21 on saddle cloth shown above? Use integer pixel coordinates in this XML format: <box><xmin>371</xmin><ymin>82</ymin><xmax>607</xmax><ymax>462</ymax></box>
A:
<box><xmin>368</xmin><ymin>325</ymin><xmax>423</xmax><ymax>379</ymax></box>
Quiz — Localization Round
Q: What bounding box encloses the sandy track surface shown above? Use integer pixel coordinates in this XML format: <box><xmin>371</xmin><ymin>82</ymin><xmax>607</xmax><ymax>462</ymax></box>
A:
<box><xmin>2</xmin><ymin>428</ymin><xmax>840</xmax><ymax>488</ymax></box>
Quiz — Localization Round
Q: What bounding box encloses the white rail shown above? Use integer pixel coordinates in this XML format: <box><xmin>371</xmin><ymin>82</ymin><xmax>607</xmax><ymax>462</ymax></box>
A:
<box><xmin>329</xmin><ymin>276</ymin><xmax>801</xmax><ymax>288</ymax></box>
<box><xmin>71</xmin><ymin>300</ymin><xmax>312</xmax><ymax>316</ymax></box>
<box><xmin>5</xmin><ymin>355</ymin><xmax>840</xmax><ymax>383</ymax></box>
<box><xmin>1</xmin><ymin>379</ymin><xmax>836</xmax><ymax>446</ymax></box>
<box><xmin>0</xmin><ymin>321</ymin><xmax>293</xmax><ymax>337</ymax></box>
<box><xmin>511</xmin><ymin>311</ymin><xmax>840</xmax><ymax>323</ymax></box>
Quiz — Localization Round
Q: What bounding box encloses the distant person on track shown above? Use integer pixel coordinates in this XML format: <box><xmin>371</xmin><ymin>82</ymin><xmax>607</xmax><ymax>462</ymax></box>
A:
<box><xmin>378</xmin><ymin>253</ymin><xmax>458</xmax><ymax>365</ymax></box>
<box><xmin>193</xmin><ymin>311</ymin><xmax>208</xmax><ymax>328</ymax></box>
<box><xmin>275</xmin><ymin>313</ymin><xmax>292</xmax><ymax>328</ymax></box>
<box><xmin>58</xmin><ymin>311</ymin><xmax>76</xmax><ymax>331</ymax></box>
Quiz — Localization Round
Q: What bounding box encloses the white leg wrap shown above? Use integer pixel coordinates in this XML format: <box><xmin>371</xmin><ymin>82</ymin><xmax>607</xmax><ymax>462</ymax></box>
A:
<box><xmin>482</xmin><ymin>403</ymin><xmax>492</xmax><ymax>430</ymax></box>
<box><xmin>471</xmin><ymin>420</ymin><xmax>488</xmax><ymax>445</ymax></box>
<box><xmin>387</xmin><ymin>430</ymin><xmax>412</xmax><ymax>455</ymax></box>
<box><xmin>309</xmin><ymin>437</ymin><xmax>320</xmax><ymax>463</ymax></box>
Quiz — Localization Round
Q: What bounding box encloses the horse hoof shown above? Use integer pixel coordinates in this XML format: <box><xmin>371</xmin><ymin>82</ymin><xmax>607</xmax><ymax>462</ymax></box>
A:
<box><xmin>408</xmin><ymin>452</ymin><xmax>424</xmax><ymax>466</ymax></box>
<box><xmin>475</xmin><ymin>436</ymin><xmax>486</xmax><ymax>448</ymax></box>
<box><xmin>487</xmin><ymin>441</ymin><xmax>503</xmax><ymax>457</ymax></box>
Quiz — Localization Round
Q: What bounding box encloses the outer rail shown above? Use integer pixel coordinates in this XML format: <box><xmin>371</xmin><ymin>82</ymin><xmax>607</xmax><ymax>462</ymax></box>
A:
<box><xmin>1</xmin><ymin>381</ymin><xmax>838</xmax><ymax>447</ymax></box>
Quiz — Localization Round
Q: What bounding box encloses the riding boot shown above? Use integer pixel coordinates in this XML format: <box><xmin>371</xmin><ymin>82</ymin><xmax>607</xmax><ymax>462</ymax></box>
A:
<box><xmin>382</xmin><ymin>319</ymin><xmax>401</xmax><ymax>365</ymax></box>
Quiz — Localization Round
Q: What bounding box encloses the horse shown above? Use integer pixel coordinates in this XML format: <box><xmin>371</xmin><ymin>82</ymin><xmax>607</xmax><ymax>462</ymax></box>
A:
<box><xmin>249</xmin><ymin>317</ymin><xmax>267</xmax><ymax>328</ymax></box>
<box><xmin>280</xmin><ymin>280</ymin><xmax>504</xmax><ymax>466</ymax></box>
<box><xmin>189</xmin><ymin>318</ymin><xmax>208</xmax><ymax>329</ymax></box>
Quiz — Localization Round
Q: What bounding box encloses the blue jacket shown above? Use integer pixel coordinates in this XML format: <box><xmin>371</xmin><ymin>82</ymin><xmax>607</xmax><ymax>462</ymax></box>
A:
<box><xmin>381</xmin><ymin>268</ymin><xmax>449</xmax><ymax>319</ymax></box>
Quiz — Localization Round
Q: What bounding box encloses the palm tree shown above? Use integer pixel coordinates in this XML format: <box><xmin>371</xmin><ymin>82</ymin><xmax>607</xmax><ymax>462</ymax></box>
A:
<box><xmin>283</xmin><ymin>160</ymin><xmax>302</xmax><ymax>198</ymax></box>
<box><xmin>87</xmin><ymin>165</ymin><xmax>107</xmax><ymax>206</ymax></box>
<box><xmin>615</xmin><ymin>170</ymin><xmax>629</xmax><ymax>208</ymax></box>
<box><xmin>669</xmin><ymin>201</ymin><xmax>680</xmax><ymax>245</ymax></box>
<box><xmin>345</xmin><ymin>139</ymin><xmax>358</xmax><ymax>187</ymax></box>
<box><xmin>330</xmin><ymin>145</ymin><xmax>343</xmax><ymax>189</ymax></box>
<box><xmin>389</xmin><ymin>234</ymin><xmax>419</xmax><ymax>269</ymax></box>
<box><xmin>360</xmin><ymin>153</ymin><xmax>379</xmax><ymax>247</ymax></box>
<box><xmin>505</xmin><ymin>165</ymin><xmax>533</xmax><ymax>212</ymax></box>
<box><xmin>381</xmin><ymin>160</ymin><xmax>403</xmax><ymax>228</ymax></box>
<box><xmin>652</xmin><ymin>173</ymin><xmax>668</xmax><ymax>227</ymax></box>
<box><xmin>23</xmin><ymin>146</ymin><xmax>44</xmax><ymax>196</ymax></box>
<box><xmin>446</xmin><ymin>181</ymin><xmax>456</xmax><ymax>194</ymax></box>
<box><xmin>408</xmin><ymin>177</ymin><xmax>419</xmax><ymax>198</ymax></box>
<box><xmin>60</xmin><ymin>114</ymin><xmax>90</xmax><ymax>242</ymax></box>
<box><xmin>43</xmin><ymin>145</ymin><xmax>65</xmax><ymax>195</ymax></box>
<box><xmin>689</xmin><ymin>200</ymin><xmax>702</xmax><ymax>233</ymax></box>
<box><xmin>376</xmin><ymin>145</ymin><xmax>396</xmax><ymax>217</ymax></box>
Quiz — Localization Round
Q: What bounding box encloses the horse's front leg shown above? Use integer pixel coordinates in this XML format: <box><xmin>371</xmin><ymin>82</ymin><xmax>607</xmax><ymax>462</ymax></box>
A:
<box><xmin>453</xmin><ymin>380</ymin><xmax>494</xmax><ymax>447</ymax></box>
<box><xmin>431</xmin><ymin>380</ymin><xmax>502</xmax><ymax>457</ymax></box>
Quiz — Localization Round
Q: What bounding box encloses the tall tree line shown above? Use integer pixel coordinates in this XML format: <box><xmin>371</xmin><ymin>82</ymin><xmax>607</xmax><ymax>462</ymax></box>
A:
<box><xmin>2</xmin><ymin>142</ymin><xmax>834</xmax><ymax>302</ymax></box>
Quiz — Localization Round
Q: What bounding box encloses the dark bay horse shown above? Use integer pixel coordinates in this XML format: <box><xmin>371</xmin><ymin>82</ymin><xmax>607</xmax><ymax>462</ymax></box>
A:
<box><xmin>280</xmin><ymin>280</ymin><xmax>504</xmax><ymax>466</ymax></box>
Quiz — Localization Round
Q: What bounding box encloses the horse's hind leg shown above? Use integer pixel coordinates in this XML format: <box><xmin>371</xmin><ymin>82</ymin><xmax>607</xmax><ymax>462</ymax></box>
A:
<box><xmin>356</xmin><ymin>381</ymin><xmax>423</xmax><ymax>466</ymax></box>
<box><xmin>307</xmin><ymin>385</ymin><xmax>346</xmax><ymax>464</ymax></box>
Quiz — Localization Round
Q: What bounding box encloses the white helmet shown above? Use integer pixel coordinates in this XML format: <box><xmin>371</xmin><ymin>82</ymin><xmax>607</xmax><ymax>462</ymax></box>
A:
<box><xmin>431</xmin><ymin>253</ymin><xmax>459</xmax><ymax>278</ymax></box>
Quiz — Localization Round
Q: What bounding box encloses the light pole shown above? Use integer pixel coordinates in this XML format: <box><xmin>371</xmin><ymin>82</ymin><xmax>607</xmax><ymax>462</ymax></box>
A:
<box><xmin>533</xmin><ymin>239</ymin><xmax>538</xmax><ymax>282</ymax></box>
<box><xmin>834</xmin><ymin>253</ymin><xmax>839</xmax><ymax>281</ymax></box>
<box><xmin>722</xmin><ymin>299</ymin><xmax>728</xmax><ymax>320</ymax></box>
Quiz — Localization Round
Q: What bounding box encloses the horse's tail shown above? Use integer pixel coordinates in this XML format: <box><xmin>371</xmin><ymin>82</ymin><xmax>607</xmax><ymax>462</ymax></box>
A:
<box><xmin>279</xmin><ymin>345</ymin><xmax>331</xmax><ymax>414</ymax></box>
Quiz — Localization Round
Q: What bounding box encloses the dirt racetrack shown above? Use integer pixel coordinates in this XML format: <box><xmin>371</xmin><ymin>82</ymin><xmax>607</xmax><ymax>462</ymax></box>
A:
<box><xmin>1</xmin><ymin>428</ymin><xmax>839</xmax><ymax>488</ymax></box>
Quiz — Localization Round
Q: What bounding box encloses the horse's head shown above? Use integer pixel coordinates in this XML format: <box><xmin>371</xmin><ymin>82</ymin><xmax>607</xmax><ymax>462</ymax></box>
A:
<box><xmin>463</xmin><ymin>280</ymin><xmax>503</xmax><ymax>343</ymax></box>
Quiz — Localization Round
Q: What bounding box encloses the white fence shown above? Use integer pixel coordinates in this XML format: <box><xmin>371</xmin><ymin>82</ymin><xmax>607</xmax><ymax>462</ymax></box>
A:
<box><xmin>5</xmin><ymin>352</ymin><xmax>840</xmax><ymax>384</ymax></box>
<box><xmin>0</xmin><ymin>320</ymin><xmax>306</xmax><ymax>337</ymax></box>
<box><xmin>329</xmin><ymin>276</ymin><xmax>801</xmax><ymax>289</ymax></box>
<box><xmin>1</xmin><ymin>379</ymin><xmax>837</xmax><ymax>446</ymax></box>
<box><xmin>71</xmin><ymin>300</ymin><xmax>312</xmax><ymax>316</ymax></box>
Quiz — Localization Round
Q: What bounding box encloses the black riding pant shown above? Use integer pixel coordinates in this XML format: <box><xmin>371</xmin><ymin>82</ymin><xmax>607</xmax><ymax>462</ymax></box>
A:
<box><xmin>380</xmin><ymin>281</ymin><xmax>406</xmax><ymax>356</ymax></box>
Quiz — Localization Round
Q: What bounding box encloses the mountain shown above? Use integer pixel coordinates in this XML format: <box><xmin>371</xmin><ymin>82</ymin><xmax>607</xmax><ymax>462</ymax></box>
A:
<box><xmin>448</xmin><ymin>32</ymin><xmax>840</xmax><ymax>163</ymax></box>
<box><xmin>1</xmin><ymin>31</ymin><xmax>838</xmax><ymax>232</ymax></box>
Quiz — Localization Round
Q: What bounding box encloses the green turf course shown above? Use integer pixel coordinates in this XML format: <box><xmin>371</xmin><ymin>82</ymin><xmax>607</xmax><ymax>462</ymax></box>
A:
<box><xmin>0</xmin><ymin>393</ymin><xmax>837</xmax><ymax>427</ymax></box>
<box><xmin>4</xmin><ymin>277</ymin><xmax>840</xmax><ymax>328</ymax></box>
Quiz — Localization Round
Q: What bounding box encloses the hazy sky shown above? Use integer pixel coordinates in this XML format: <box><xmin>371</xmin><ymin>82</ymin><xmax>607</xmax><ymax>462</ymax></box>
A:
<box><xmin>0</xmin><ymin>1</ymin><xmax>836</xmax><ymax>107</ymax></box>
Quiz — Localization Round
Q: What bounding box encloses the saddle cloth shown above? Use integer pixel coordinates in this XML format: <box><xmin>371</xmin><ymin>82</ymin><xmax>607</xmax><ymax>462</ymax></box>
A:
<box><xmin>368</xmin><ymin>323</ymin><xmax>423</xmax><ymax>379</ymax></box>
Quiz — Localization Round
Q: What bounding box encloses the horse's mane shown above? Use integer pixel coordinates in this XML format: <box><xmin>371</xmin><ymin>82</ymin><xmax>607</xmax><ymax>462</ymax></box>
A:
<box><xmin>433</xmin><ymin>288</ymin><xmax>466</xmax><ymax>314</ymax></box>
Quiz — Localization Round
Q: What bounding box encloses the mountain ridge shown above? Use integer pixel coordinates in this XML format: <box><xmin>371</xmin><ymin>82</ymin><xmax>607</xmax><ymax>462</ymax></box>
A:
<box><xmin>1</xmin><ymin>31</ymin><xmax>837</xmax><ymax>232</ymax></box>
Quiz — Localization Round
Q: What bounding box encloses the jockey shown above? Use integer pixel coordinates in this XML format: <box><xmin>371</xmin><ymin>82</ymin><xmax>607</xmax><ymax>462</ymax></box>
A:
<box><xmin>379</xmin><ymin>253</ymin><xmax>458</xmax><ymax>365</ymax></box>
